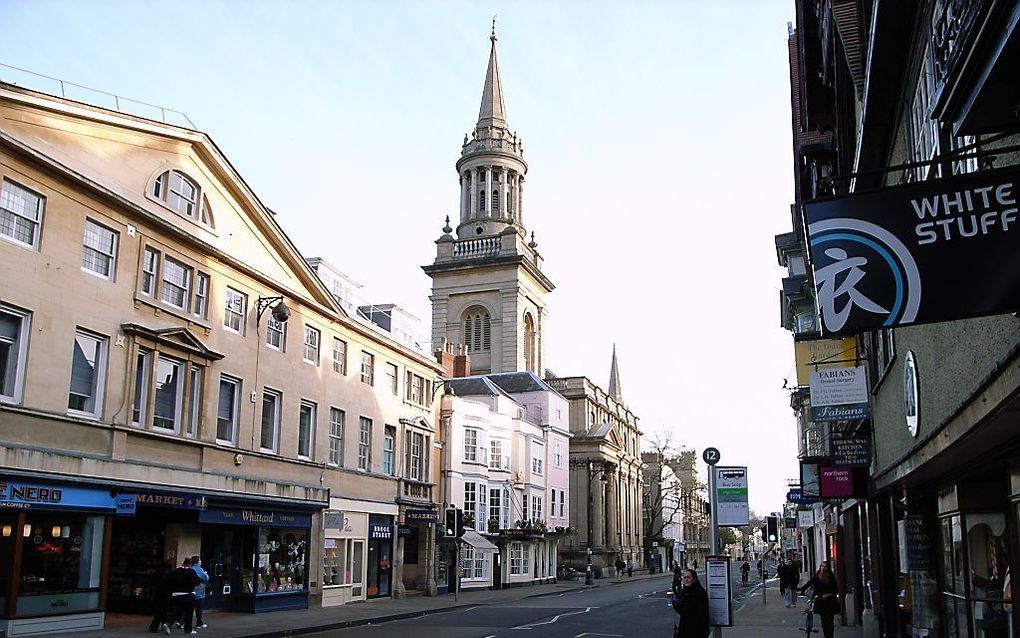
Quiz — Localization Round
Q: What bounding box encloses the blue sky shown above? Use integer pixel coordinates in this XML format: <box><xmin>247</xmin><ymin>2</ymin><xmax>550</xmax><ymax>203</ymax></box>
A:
<box><xmin>1</xmin><ymin>0</ymin><xmax>798</xmax><ymax>515</ymax></box>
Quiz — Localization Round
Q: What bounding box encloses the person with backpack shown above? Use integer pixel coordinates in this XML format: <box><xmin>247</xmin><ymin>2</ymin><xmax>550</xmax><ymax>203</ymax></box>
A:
<box><xmin>799</xmin><ymin>561</ymin><xmax>839</xmax><ymax>638</ymax></box>
<box><xmin>190</xmin><ymin>556</ymin><xmax>210</xmax><ymax>630</ymax></box>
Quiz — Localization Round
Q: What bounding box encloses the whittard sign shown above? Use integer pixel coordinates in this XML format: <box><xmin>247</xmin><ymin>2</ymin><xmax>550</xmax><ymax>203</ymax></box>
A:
<box><xmin>809</xmin><ymin>365</ymin><xmax>870</xmax><ymax>421</ymax></box>
<box><xmin>804</xmin><ymin>165</ymin><xmax>1020</xmax><ymax>336</ymax></box>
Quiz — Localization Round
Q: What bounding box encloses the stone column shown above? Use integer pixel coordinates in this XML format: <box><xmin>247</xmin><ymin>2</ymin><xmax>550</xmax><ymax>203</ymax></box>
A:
<box><xmin>606</xmin><ymin>470</ymin><xmax>618</xmax><ymax>553</ymax></box>
<box><xmin>460</xmin><ymin>172</ymin><xmax>468</xmax><ymax>224</ymax></box>
<box><xmin>470</xmin><ymin>169</ymin><xmax>479</xmax><ymax>219</ymax></box>
<box><xmin>393</xmin><ymin>533</ymin><xmax>407</xmax><ymax>599</ymax></box>
<box><xmin>593</xmin><ymin>469</ymin><xmax>606</xmax><ymax>549</ymax></box>
<box><xmin>517</xmin><ymin>176</ymin><xmax>524</xmax><ymax>227</ymax></box>
<box><xmin>485</xmin><ymin>167</ymin><xmax>492</xmax><ymax>217</ymax></box>
<box><xmin>501</xmin><ymin>169</ymin><xmax>509</xmax><ymax>219</ymax></box>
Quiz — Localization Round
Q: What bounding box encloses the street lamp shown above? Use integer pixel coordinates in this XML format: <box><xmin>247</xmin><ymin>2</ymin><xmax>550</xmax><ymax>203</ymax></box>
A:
<box><xmin>585</xmin><ymin>459</ymin><xmax>611</xmax><ymax>585</ymax></box>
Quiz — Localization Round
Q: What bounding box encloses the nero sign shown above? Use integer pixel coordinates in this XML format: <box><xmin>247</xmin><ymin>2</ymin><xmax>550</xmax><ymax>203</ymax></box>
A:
<box><xmin>804</xmin><ymin>165</ymin><xmax>1020</xmax><ymax>335</ymax></box>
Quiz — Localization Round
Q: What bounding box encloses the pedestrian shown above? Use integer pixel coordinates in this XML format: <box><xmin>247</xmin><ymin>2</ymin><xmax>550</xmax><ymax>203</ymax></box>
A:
<box><xmin>626</xmin><ymin>558</ymin><xmax>634</xmax><ymax>578</ymax></box>
<box><xmin>190</xmin><ymin>556</ymin><xmax>210</xmax><ymax>630</ymax></box>
<box><xmin>776</xmin><ymin>558</ymin><xmax>788</xmax><ymax>599</ymax></box>
<box><xmin>148</xmin><ymin>560</ymin><xmax>174</xmax><ymax>634</ymax></box>
<box><xmin>167</xmin><ymin>557</ymin><xmax>201</xmax><ymax>634</ymax></box>
<box><xmin>672</xmin><ymin>569</ymin><xmax>710</xmax><ymax>638</ymax></box>
<box><xmin>799</xmin><ymin>561</ymin><xmax>838</xmax><ymax>638</ymax></box>
<box><xmin>785</xmin><ymin>558</ymin><xmax>800</xmax><ymax>608</ymax></box>
<box><xmin>692</xmin><ymin>559</ymin><xmax>698</xmax><ymax>570</ymax></box>
<box><xmin>740</xmin><ymin>559</ymin><xmax>750</xmax><ymax>586</ymax></box>
<box><xmin>615</xmin><ymin>558</ymin><xmax>625</xmax><ymax>577</ymax></box>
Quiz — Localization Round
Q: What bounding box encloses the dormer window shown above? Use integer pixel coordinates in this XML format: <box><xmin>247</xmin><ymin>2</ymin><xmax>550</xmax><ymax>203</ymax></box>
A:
<box><xmin>151</xmin><ymin>170</ymin><xmax>213</xmax><ymax>226</ymax></box>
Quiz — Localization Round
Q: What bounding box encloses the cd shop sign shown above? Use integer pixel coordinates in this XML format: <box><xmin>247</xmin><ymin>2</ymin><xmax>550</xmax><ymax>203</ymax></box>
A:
<box><xmin>809</xmin><ymin>366</ymin><xmax>870</xmax><ymax>421</ymax></box>
<box><xmin>805</xmin><ymin>165</ymin><xmax>1020</xmax><ymax>336</ymax></box>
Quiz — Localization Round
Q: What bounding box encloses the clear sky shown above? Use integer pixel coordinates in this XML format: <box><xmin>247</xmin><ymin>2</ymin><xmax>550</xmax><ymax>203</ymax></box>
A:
<box><xmin>1</xmin><ymin>0</ymin><xmax>799</xmax><ymax>515</ymax></box>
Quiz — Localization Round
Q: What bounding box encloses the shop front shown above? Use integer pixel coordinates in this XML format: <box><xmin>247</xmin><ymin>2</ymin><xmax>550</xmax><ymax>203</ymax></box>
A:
<box><xmin>0</xmin><ymin>476</ymin><xmax>124</xmax><ymax>637</ymax></box>
<box><xmin>322</xmin><ymin>498</ymin><xmax>396</xmax><ymax>606</ymax></box>
<box><xmin>198</xmin><ymin>505</ymin><xmax>311</xmax><ymax>613</ymax></box>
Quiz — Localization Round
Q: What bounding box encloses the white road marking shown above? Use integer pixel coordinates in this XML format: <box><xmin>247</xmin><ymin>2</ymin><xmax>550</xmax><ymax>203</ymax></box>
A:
<box><xmin>575</xmin><ymin>633</ymin><xmax>624</xmax><ymax>637</ymax></box>
<box><xmin>514</xmin><ymin>607</ymin><xmax>592</xmax><ymax>629</ymax></box>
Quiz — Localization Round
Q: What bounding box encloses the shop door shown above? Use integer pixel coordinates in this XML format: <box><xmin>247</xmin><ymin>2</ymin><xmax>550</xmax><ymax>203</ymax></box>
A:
<box><xmin>203</xmin><ymin>526</ymin><xmax>241</xmax><ymax>610</ymax></box>
<box><xmin>366</xmin><ymin>538</ymin><xmax>392</xmax><ymax>598</ymax></box>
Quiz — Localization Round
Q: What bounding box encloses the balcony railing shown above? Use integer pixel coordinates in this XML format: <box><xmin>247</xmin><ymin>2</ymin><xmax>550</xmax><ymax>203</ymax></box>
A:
<box><xmin>452</xmin><ymin>237</ymin><xmax>501</xmax><ymax>258</ymax></box>
<box><xmin>399</xmin><ymin>478</ymin><xmax>433</xmax><ymax>503</ymax></box>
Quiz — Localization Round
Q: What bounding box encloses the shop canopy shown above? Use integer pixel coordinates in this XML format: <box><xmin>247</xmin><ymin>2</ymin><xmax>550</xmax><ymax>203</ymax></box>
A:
<box><xmin>461</xmin><ymin>530</ymin><xmax>499</xmax><ymax>553</ymax></box>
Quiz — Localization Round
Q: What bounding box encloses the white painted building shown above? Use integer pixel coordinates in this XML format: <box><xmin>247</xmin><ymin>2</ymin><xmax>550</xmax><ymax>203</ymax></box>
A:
<box><xmin>442</xmin><ymin>372</ymin><xmax>571</xmax><ymax>589</ymax></box>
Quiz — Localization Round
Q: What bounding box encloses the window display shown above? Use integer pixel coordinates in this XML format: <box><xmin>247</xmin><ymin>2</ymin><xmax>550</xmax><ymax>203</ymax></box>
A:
<box><xmin>17</xmin><ymin>513</ymin><xmax>104</xmax><ymax>614</ymax></box>
<box><xmin>254</xmin><ymin>528</ymin><xmax>307</xmax><ymax>593</ymax></box>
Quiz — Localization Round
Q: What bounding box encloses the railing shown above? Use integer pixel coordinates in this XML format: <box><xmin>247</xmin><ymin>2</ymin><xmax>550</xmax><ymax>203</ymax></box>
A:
<box><xmin>400</xmin><ymin>479</ymin><xmax>433</xmax><ymax>502</ymax></box>
<box><xmin>0</xmin><ymin>63</ymin><xmax>197</xmax><ymax>130</ymax></box>
<box><xmin>452</xmin><ymin>236</ymin><xmax>501</xmax><ymax>258</ymax></box>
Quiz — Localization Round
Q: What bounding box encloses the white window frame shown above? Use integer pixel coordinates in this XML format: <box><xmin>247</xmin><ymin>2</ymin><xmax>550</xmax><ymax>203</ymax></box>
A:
<box><xmin>464</xmin><ymin>429</ymin><xmax>478</xmax><ymax>462</ymax></box>
<box><xmin>298</xmin><ymin>400</ymin><xmax>316</xmax><ymax>460</ymax></box>
<box><xmin>360</xmin><ymin>352</ymin><xmax>374</xmax><ymax>385</ymax></box>
<box><xmin>168</xmin><ymin>170</ymin><xmax>199</xmax><ymax>218</ymax></box>
<box><xmin>464</xmin><ymin>482</ymin><xmax>477</xmax><ymax>523</ymax></box>
<box><xmin>67</xmin><ymin>329</ymin><xmax>108</xmax><ymax>418</ymax></box>
<box><xmin>266</xmin><ymin>316</ymin><xmax>285</xmax><ymax>351</ymax></box>
<box><xmin>151</xmin><ymin>355</ymin><xmax>185</xmax><ymax>432</ymax></box>
<box><xmin>560</xmin><ymin>489</ymin><xmax>566</xmax><ymax>517</ymax></box>
<box><xmin>303</xmin><ymin>325</ymin><xmax>320</xmax><ymax>365</ymax></box>
<box><xmin>193</xmin><ymin>273</ymin><xmax>210</xmax><ymax>319</ymax></box>
<box><xmin>186</xmin><ymin>366</ymin><xmax>202</xmax><ymax>438</ymax></box>
<box><xmin>555</xmin><ymin>442</ymin><xmax>563</xmax><ymax>468</ymax></box>
<box><xmin>531</xmin><ymin>443</ymin><xmax>544</xmax><ymax>476</ymax></box>
<box><xmin>161</xmin><ymin>257</ymin><xmax>192</xmax><ymax>311</ymax></box>
<box><xmin>489</xmin><ymin>488</ymin><xmax>502</xmax><ymax>530</ymax></box>
<box><xmin>224</xmin><ymin>287</ymin><xmax>246</xmax><ymax>334</ymax></box>
<box><xmin>408</xmin><ymin>431</ymin><xmax>424</xmax><ymax>480</ymax></box>
<box><xmin>358</xmin><ymin>416</ymin><xmax>372</xmax><ymax>470</ymax></box>
<box><xmin>131</xmin><ymin>349</ymin><xmax>151</xmax><ymax>426</ymax></box>
<box><xmin>0</xmin><ymin>179</ymin><xmax>44</xmax><ymax>250</ymax></box>
<box><xmin>332</xmin><ymin>338</ymin><xmax>346</xmax><ymax>374</ymax></box>
<box><xmin>141</xmin><ymin>247</ymin><xmax>160</xmax><ymax>296</ymax></box>
<box><xmin>260</xmin><ymin>388</ymin><xmax>282</xmax><ymax>453</ymax></box>
<box><xmin>216</xmin><ymin>374</ymin><xmax>241</xmax><ymax>445</ymax></box>
<box><xmin>81</xmin><ymin>218</ymin><xmax>118</xmax><ymax>280</ymax></box>
<box><xmin>386</xmin><ymin>363</ymin><xmax>398</xmax><ymax>396</ymax></box>
<box><xmin>0</xmin><ymin>304</ymin><xmax>31</xmax><ymax>404</ymax></box>
<box><xmin>328</xmin><ymin>407</ymin><xmax>345</xmax><ymax>466</ymax></box>
<box><xmin>382</xmin><ymin>426</ymin><xmax>395</xmax><ymax>475</ymax></box>
<box><xmin>489</xmin><ymin>439</ymin><xmax>502</xmax><ymax>470</ymax></box>
<box><xmin>531</xmin><ymin>495</ymin><xmax>543</xmax><ymax>522</ymax></box>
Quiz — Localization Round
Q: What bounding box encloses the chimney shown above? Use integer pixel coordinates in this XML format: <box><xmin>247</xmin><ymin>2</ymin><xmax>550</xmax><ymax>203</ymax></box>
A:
<box><xmin>435</xmin><ymin>341</ymin><xmax>456</xmax><ymax>377</ymax></box>
<box><xmin>453</xmin><ymin>351</ymin><xmax>472</xmax><ymax>378</ymax></box>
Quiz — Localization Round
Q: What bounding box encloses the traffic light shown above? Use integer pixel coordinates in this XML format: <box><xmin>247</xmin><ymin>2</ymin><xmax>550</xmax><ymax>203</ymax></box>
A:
<box><xmin>766</xmin><ymin>516</ymin><xmax>780</xmax><ymax>544</ymax></box>
<box><xmin>445</xmin><ymin>507</ymin><xmax>464</xmax><ymax>538</ymax></box>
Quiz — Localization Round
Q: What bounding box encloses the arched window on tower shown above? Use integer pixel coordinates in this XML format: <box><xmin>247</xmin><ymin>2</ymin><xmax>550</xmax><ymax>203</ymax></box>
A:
<box><xmin>463</xmin><ymin>307</ymin><xmax>491</xmax><ymax>352</ymax></box>
<box><xmin>492</xmin><ymin>188</ymin><xmax>499</xmax><ymax>213</ymax></box>
<box><xmin>479</xmin><ymin>191</ymin><xmax>486</xmax><ymax>213</ymax></box>
<box><xmin>523</xmin><ymin>313</ymin><xmax>536</xmax><ymax>373</ymax></box>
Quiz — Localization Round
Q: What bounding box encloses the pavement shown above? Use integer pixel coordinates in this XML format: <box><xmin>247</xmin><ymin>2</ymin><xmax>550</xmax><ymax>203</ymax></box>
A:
<box><xmin>43</xmin><ymin>572</ymin><xmax>865</xmax><ymax>638</ymax></box>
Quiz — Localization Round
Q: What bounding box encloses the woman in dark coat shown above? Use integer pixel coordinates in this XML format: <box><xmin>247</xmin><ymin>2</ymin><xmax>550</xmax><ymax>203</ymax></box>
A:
<box><xmin>799</xmin><ymin>561</ymin><xmax>839</xmax><ymax>638</ymax></box>
<box><xmin>672</xmin><ymin>568</ymin><xmax>711</xmax><ymax>638</ymax></box>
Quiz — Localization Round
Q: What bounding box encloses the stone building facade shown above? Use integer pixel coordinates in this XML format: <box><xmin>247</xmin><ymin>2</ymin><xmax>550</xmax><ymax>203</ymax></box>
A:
<box><xmin>0</xmin><ymin>82</ymin><xmax>443</xmax><ymax>635</ymax></box>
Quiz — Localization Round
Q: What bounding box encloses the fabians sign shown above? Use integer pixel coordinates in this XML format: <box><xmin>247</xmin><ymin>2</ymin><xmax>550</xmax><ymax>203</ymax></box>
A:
<box><xmin>805</xmin><ymin>166</ymin><xmax>1020</xmax><ymax>335</ymax></box>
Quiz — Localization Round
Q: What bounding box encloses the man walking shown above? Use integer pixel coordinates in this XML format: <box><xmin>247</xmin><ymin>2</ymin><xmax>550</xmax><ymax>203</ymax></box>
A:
<box><xmin>626</xmin><ymin>558</ymin><xmax>633</xmax><ymax>578</ymax></box>
<box><xmin>190</xmin><ymin>556</ymin><xmax>210</xmax><ymax>629</ymax></box>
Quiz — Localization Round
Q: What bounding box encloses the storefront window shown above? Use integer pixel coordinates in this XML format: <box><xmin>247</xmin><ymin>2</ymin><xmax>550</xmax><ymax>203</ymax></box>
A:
<box><xmin>17</xmin><ymin>513</ymin><xmax>105</xmax><ymax>615</ymax></box>
<box><xmin>1</xmin><ymin>515</ymin><xmax>16</xmax><ymax>610</ymax></box>
<box><xmin>966</xmin><ymin>513</ymin><xmax>1010</xmax><ymax>638</ymax></box>
<box><xmin>942</xmin><ymin>515</ymin><xmax>967</xmax><ymax>638</ymax></box>
<box><xmin>255</xmin><ymin>528</ymin><xmax>307</xmax><ymax>593</ymax></box>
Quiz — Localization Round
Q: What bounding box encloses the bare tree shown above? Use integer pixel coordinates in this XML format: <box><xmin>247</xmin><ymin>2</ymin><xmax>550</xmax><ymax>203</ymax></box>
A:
<box><xmin>642</xmin><ymin>433</ymin><xmax>685</xmax><ymax>559</ymax></box>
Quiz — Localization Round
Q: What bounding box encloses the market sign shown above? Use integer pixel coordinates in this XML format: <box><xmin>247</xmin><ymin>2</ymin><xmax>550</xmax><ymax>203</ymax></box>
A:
<box><xmin>830</xmin><ymin>430</ymin><xmax>872</xmax><ymax>467</ymax></box>
<box><xmin>714</xmin><ymin>466</ymin><xmax>749</xmax><ymax>527</ymax></box>
<box><xmin>809</xmin><ymin>365</ymin><xmax>870</xmax><ymax>421</ymax></box>
<box><xmin>805</xmin><ymin>165</ymin><xmax>1020</xmax><ymax>336</ymax></box>
<box><xmin>405</xmin><ymin>508</ymin><xmax>439</xmax><ymax>523</ymax></box>
<box><xmin>794</xmin><ymin>338</ymin><xmax>857</xmax><ymax>387</ymax></box>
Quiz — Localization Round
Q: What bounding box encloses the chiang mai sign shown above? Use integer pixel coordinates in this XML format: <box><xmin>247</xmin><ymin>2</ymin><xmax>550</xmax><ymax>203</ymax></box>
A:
<box><xmin>805</xmin><ymin>166</ymin><xmax>1020</xmax><ymax>335</ymax></box>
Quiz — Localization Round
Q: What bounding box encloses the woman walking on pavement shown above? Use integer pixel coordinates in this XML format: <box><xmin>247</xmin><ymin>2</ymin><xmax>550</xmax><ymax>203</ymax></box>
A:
<box><xmin>672</xmin><ymin>569</ymin><xmax>711</xmax><ymax>638</ymax></box>
<box><xmin>799</xmin><ymin>561</ymin><xmax>839</xmax><ymax>638</ymax></box>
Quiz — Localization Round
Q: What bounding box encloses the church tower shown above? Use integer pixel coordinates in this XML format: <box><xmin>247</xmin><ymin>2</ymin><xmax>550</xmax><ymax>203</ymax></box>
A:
<box><xmin>423</xmin><ymin>29</ymin><xmax>554</xmax><ymax>375</ymax></box>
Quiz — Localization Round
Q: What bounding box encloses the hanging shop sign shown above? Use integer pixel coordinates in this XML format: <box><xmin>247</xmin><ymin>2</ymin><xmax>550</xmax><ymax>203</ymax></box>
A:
<box><xmin>830</xmin><ymin>431</ymin><xmax>872</xmax><ymax>467</ymax></box>
<box><xmin>819</xmin><ymin>467</ymin><xmax>854</xmax><ymax>499</ymax></box>
<box><xmin>714</xmin><ymin>466</ymin><xmax>749</xmax><ymax>526</ymax></box>
<box><xmin>199</xmin><ymin>508</ymin><xmax>311</xmax><ymax>528</ymax></box>
<box><xmin>0</xmin><ymin>479</ymin><xmax>118</xmax><ymax>511</ymax></box>
<box><xmin>786</xmin><ymin>488</ymin><xmax>819</xmax><ymax>505</ymax></box>
<box><xmin>798</xmin><ymin>510</ymin><xmax>814</xmax><ymax>528</ymax></box>
<box><xmin>800</xmin><ymin>463</ymin><xmax>821</xmax><ymax>499</ymax></box>
<box><xmin>397</xmin><ymin>524</ymin><xmax>413</xmax><ymax>537</ymax></box>
<box><xmin>794</xmin><ymin>338</ymin><xmax>857</xmax><ymax>386</ymax></box>
<box><xmin>809</xmin><ymin>365</ymin><xmax>870</xmax><ymax>421</ymax></box>
<box><xmin>805</xmin><ymin>165</ymin><xmax>1020</xmax><ymax>336</ymax></box>
<box><xmin>905</xmin><ymin>351</ymin><xmax>920</xmax><ymax>437</ymax></box>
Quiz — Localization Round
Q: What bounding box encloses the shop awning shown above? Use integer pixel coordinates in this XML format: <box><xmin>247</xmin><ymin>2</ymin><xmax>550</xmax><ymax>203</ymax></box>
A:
<box><xmin>461</xmin><ymin>530</ymin><xmax>498</xmax><ymax>553</ymax></box>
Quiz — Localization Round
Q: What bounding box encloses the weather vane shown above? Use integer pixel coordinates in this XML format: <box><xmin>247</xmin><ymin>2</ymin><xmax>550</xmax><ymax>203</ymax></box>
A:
<box><xmin>491</xmin><ymin>15</ymin><xmax>497</xmax><ymax>41</ymax></box>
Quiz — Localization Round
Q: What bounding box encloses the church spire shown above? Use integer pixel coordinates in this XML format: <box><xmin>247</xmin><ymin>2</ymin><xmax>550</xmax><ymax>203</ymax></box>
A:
<box><xmin>477</xmin><ymin>23</ymin><xmax>507</xmax><ymax>130</ymax></box>
<box><xmin>608</xmin><ymin>344</ymin><xmax>623</xmax><ymax>403</ymax></box>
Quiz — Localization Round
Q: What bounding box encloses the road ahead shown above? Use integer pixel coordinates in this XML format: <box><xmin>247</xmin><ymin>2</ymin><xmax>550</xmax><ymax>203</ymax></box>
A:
<box><xmin>306</xmin><ymin>568</ymin><xmax>771</xmax><ymax>638</ymax></box>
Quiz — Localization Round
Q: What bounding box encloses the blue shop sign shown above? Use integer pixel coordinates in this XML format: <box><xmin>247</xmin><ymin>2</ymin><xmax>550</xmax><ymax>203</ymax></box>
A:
<box><xmin>116</xmin><ymin>494</ymin><xmax>138</xmax><ymax>515</ymax></box>
<box><xmin>199</xmin><ymin>508</ymin><xmax>311</xmax><ymax>528</ymax></box>
<box><xmin>0</xmin><ymin>479</ymin><xmax>117</xmax><ymax>511</ymax></box>
<box><xmin>369</xmin><ymin>524</ymin><xmax>393</xmax><ymax>540</ymax></box>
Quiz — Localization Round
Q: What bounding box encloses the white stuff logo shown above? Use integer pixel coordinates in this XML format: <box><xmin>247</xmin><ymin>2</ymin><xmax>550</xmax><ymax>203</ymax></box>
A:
<box><xmin>809</xmin><ymin>218</ymin><xmax>921</xmax><ymax>332</ymax></box>
<box><xmin>911</xmin><ymin>182</ymin><xmax>1018</xmax><ymax>245</ymax></box>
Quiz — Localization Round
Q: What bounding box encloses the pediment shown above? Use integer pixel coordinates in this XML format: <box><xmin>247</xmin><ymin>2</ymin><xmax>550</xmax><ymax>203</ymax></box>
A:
<box><xmin>122</xmin><ymin>323</ymin><xmax>224</xmax><ymax>361</ymax></box>
<box><xmin>400</xmin><ymin>416</ymin><xmax>435</xmax><ymax>432</ymax></box>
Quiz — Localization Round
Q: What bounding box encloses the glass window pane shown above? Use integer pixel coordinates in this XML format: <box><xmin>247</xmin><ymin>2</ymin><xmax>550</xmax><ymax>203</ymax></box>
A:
<box><xmin>132</xmin><ymin>350</ymin><xmax>149</xmax><ymax>424</ymax></box>
<box><xmin>261</xmin><ymin>391</ymin><xmax>279</xmax><ymax>451</ymax></box>
<box><xmin>68</xmin><ymin>332</ymin><xmax>103</xmax><ymax>414</ymax></box>
<box><xmin>217</xmin><ymin>377</ymin><xmax>238</xmax><ymax>442</ymax></box>
<box><xmin>152</xmin><ymin>357</ymin><xmax>182</xmax><ymax>430</ymax></box>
